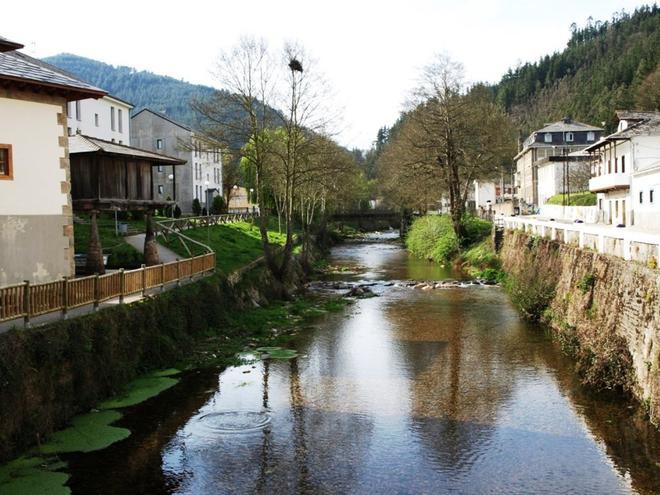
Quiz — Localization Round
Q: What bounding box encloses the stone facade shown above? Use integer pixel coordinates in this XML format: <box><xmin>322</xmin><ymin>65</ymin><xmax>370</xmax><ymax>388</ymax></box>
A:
<box><xmin>500</xmin><ymin>229</ymin><xmax>660</xmax><ymax>425</ymax></box>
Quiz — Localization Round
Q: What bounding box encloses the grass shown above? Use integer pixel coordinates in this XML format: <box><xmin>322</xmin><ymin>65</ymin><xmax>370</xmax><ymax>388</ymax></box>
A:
<box><xmin>160</xmin><ymin>220</ymin><xmax>291</xmax><ymax>274</ymax></box>
<box><xmin>461</xmin><ymin>239</ymin><xmax>505</xmax><ymax>283</ymax></box>
<box><xmin>546</xmin><ymin>192</ymin><xmax>596</xmax><ymax>206</ymax></box>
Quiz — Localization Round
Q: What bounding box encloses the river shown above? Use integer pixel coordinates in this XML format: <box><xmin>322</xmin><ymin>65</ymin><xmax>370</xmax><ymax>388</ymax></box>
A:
<box><xmin>67</xmin><ymin>233</ymin><xmax>660</xmax><ymax>494</ymax></box>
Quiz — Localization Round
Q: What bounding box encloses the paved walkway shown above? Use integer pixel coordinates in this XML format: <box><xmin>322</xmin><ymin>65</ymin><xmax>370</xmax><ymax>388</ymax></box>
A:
<box><xmin>124</xmin><ymin>234</ymin><xmax>180</xmax><ymax>262</ymax></box>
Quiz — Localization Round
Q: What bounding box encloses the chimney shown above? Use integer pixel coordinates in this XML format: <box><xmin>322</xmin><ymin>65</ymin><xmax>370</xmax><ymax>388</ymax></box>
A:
<box><xmin>562</xmin><ymin>116</ymin><xmax>572</xmax><ymax>124</ymax></box>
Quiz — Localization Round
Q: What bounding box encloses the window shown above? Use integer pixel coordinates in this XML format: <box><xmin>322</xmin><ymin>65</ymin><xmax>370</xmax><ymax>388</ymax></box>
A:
<box><xmin>651</xmin><ymin>190</ymin><xmax>655</xmax><ymax>204</ymax></box>
<box><xmin>621</xmin><ymin>156</ymin><xmax>625</xmax><ymax>173</ymax></box>
<box><xmin>67</xmin><ymin>127</ymin><xmax>72</xmax><ymax>136</ymax></box>
<box><xmin>158</xmin><ymin>185</ymin><xmax>164</xmax><ymax>194</ymax></box>
<box><xmin>110</xmin><ymin>106</ymin><xmax>116</xmax><ymax>131</ymax></box>
<box><xmin>75</xmin><ymin>101</ymin><xmax>81</xmax><ymax>121</ymax></box>
<box><xmin>94</xmin><ymin>113</ymin><xmax>99</xmax><ymax>127</ymax></box>
<box><xmin>156</xmin><ymin>139</ymin><xmax>163</xmax><ymax>150</ymax></box>
<box><xmin>615</xmin><ymin>157</ymin><xmax>618</xmax><ymax>173</ymax></box>
<box><xmin>118</xmin><ymin>109</ymin><xmax>123</xmax><ymax>133</ymax></box>
<box><xmin>0</xmin><ymin>144</ymin><xmax>12</xmax><ymax>180</ymax></box>
<box><xmin>587</xmin><ymin>131</ymin><xmax>595</xmax><ymax>141</ymax></box>
<box><xmin>640</xmin><ymin>191</ymin><xmax>643</xmax><ymax>204</ymax></box>
<box><xmin>544</xmin><ymin>133</ymin><xmax>552</xmax><ymax>143</ymax></box>
<box><xmin>565</xmin><ymin>132</ymin><xmax>574</xmax><ymax>142</ymax></box>
<box><xmin>67</xmin><ymin>102</ymin><xmax>74</xmax><ymax>117</ymax></box>
<box><xmin>157</xmin><ymin>165</ymin><xmax>163</xmax><ymax>172</ymax></box>
<box><xmin>608</xmin><ymin>160</ymin><xmax>611</xmax><ymax>174</ymax></box>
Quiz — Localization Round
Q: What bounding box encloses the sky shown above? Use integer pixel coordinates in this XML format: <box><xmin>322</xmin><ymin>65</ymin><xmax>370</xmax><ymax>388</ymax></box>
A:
<box><xmin>4</xmin><ymin>0</ymin><xmax>651</xmax><ymax>149</ymax></box>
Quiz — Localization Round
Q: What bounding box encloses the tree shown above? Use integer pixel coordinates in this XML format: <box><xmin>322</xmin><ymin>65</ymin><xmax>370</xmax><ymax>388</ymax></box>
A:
<box><xmin>194</xmin><ymin>37</ymin><xmax>338</xmax><ymax>284</ymax></box>
<box><xmin>222</xmin><ymin>151</ymin><xmax>242</xmax><ymax>208</ymax></box>
<box><xmin>636</xmin><ymin>65</ymin><xmax>660</xmax><ymax>110</ymax></box>
<box><xmin>401</xmin><ymin>55</ymin><xmax>515</xmax><ymax>243</ymax></box>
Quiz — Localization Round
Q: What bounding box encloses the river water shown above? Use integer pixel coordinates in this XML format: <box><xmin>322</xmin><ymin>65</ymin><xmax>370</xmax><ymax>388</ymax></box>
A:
<box><xmin>68</xmin><ymin>233</ymin><xmax>660</xmax><ymax>494</ymax></box>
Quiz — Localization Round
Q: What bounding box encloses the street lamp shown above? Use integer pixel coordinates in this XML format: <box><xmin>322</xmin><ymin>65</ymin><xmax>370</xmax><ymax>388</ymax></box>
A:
<box><xmin>249</xmin><ymin>187</ymin><xmax>255</xmax><ymax>214</ymax></box>
<box><xmin>232</xmin><ymin>184</ymin><xmax>238</xmax><ymax>213</ymax></box>
<box><xmin>168</xmin><ymin>174</ymin><xmax>175</xmax><ymax>219</ymax></box>
<box><xmin>205</xmin><ymin>180</ymin><xmax>210</xmax><ymax>244</ymax></box>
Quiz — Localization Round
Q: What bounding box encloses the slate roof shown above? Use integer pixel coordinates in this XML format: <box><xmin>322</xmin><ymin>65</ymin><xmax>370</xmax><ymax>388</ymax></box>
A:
<box><xmin>536</xmin><ymin>119</ymin><xmax>603</xmax><ymax>133</ymax></box>
<box><xmin>0</xmin><ymin>36</ymin><xmax>23</xmax><ymax>53</ymax></box>
<box><xmin>69</xmin><ymin>135</ymin><xmax>186</xmax><ymax>164</ymax></box>
<box><xmin>584</xmin><ymin>111</ymin><xmax>660</xmax><ymax>151</ymax></box>
<box><xmin>0</xmin><ymin>49</ymin><xmax>105</xmax><ymax>99</ymax></box>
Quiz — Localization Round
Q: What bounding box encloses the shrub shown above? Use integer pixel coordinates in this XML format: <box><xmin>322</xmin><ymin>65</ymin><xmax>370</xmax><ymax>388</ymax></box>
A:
<box><xmin>211</xmin><ymin>195</ymin><xmax>226</xmax><ymax>215</ymax></box>
<box><xmin>577</xmin><ymin>273</ymin><xmax>596</xmax><ymax>294</ymax></box>
<box><xmin>173</xmin><ymin>205</ymin><xmax>182</xmax><ymax>218</ymax></box>
<box><xmin>406</xmin><ymin>215</ymin><xmax>458</xmax><ymax>263</ymax></box>
<box><xmin>462</xmin><ymin>216</ymin><xmax>492</xmax><ymax>246</ymax></box>
<box><xmin>107</xmin><ymin>244</ymin><xmax>144</xmax><ymax>269</ymax></box>
<box><xmin>192</xmin><ymin>198</ymin><xmax>202</xmax><ymax>216</ymax></box>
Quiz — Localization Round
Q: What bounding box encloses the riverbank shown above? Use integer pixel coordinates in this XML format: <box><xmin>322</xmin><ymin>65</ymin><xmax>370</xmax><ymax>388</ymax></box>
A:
<box><xmin>0</xmin><ymin>223</ymin><xmax>338</xmax><ymax>468</ymax></box>
<box><xmin>499</xmin><ymin>229</ymin><xmax>660</xmax><ymax>425</ymax></box>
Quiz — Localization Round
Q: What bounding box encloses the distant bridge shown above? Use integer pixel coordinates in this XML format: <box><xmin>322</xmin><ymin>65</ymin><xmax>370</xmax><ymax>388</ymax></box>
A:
<box><xmin>329</xmin><ymin>210</ymin><xmax>412</xmax><ymax>232</ymax></box>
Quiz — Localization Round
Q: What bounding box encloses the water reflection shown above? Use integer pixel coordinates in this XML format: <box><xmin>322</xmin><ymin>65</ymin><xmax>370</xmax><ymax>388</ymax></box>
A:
<box><xmin>66</xmin><ymin>236</ymin><xmax>660</xmax><ymax>495</ymax></box>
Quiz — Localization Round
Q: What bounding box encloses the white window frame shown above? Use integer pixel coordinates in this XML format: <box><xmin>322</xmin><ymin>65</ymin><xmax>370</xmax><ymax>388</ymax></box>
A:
<box><xmin>565</xmin><ymin>132</ymin><xmax>574</xmax><ymax>142</ymax></box>
<box><xmin>544</xmin><ymin>133</ymin><xmax>552</xmax><ymax>143</ymax></box>
<box><xmin>587</xmin><ymin>131</ymin><xmax>595</xmax><ymax>141</ymax></box>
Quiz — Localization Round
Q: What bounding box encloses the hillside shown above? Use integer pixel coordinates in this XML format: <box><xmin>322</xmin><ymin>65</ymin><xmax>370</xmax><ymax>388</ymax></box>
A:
<box><xmin>44</xmin><ymin>53</ymin><xmax>217</xmax><ymax>128</ymax></box>
<box><xmin>491</xmin><ymin>4</ymin><xmax>660</xmax><ymax>134</ymax></box>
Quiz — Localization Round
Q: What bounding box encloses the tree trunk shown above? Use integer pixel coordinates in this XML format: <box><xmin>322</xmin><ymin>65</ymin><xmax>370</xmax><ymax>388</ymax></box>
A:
<box><xmin>86</xmin><ymin>211</ymin><xmax>105</xmax><ymax>275</ymax></box>
<box><xmin>143</xmin><ymin>211</ymin><xmax>161</xmax><ymax>266</ymax></box>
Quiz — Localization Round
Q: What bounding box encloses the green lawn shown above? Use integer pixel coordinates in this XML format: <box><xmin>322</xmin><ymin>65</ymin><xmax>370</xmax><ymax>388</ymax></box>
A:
<box><xmin>160</xmin><ymin>220</ymin><xmax>290</xmax><ymax>274</ymax></box>
<box><xmin>546</xmin><ymin>192</ymin><xmax>596</xmax><ymax>206</ymax></box>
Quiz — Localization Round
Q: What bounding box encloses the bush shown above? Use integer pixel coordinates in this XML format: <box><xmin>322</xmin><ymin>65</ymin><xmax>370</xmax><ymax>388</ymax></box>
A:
<box><xmin>462</xmin><ymin>216</ymin><xmax>492</xmax><ymax>246</ymax></box>
<box><xmin>173</xmin><ymin>205</ymin><xmax>182</xmax><ymax>218</ymax></box>
<box><xmin>211</xmin><ymin>195</ymin><xmax>225</xmax><ymax>214</ymax></box>
<box><xmin>406</xmin><ymin>215</ymin><xmax>459</xmax><ymax>263</ymax></box>
<box><xmin>107</xmin><ymin>244</ymin><xmax>144</xmax><ymax>269</ymax></box>
<box><xmin>192</xmin><ymin>198</ymin><xmax>201</xmax><ymax>216</ymax></box>
<box><xmin>546</xmin><ymin>192</ymin><xmax>596</xmax><ymax>206</ymax></box>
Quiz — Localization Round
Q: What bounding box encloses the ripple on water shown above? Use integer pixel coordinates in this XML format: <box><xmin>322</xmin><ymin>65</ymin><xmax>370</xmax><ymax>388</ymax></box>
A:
<box><xmin>193</xmin><ymin>411</ymin><xmax>271</xmax><ymax>435</ymax></box>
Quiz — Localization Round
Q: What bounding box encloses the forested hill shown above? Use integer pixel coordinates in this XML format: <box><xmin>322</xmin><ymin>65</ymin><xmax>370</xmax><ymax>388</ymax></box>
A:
<box><xmin>491</xmin><ymin>4</ymin><xmax>660</xmax><ymax>134</ymax></box>
<box><xmin>43</xmin><ymin>53</ymin><xmax>218</xmax><ymax>128</ymax></box>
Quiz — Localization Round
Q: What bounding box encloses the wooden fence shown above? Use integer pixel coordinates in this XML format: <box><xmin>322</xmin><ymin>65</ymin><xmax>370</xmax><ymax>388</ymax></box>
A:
<box><xmin>0</xmin><ymin>253</ymin><xmax>215</xmax><ymax>326</ymax></box>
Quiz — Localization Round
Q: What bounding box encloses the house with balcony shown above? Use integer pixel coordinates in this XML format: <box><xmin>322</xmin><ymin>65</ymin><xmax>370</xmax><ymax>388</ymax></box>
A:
<box><xmin>514</xmin><ymin>118</ymin><xmax>603</xmax><ymax>209</ymax></box>
<box><xmin>66</xmin><ymin>94</ymin><xmax>133</xmax><ymax>144</ymax></box>
<box><xmin>0</xmin><ymin>36</ymin><xmax>106</xmax><ymax>286</ymax></box>
<box><xmin>586</xmin><ymin>111</ymin><xmax>660</xmax><ymax>228</ymax></box>
<box><xmin>130</xmin><ymin>109</ymin><xmax>223</xmax><ymax>214</ymax></box>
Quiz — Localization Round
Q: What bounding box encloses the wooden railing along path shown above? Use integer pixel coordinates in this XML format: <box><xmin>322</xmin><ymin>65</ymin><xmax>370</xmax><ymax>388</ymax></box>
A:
<box><xmin>0</xmin><ymin>253</ymin><xmax>216</xmax><ymax>326</ymax></box>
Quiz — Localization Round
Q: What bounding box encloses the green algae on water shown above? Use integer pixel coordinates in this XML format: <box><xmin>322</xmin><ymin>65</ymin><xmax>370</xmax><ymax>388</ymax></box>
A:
<box><xmin>255</xmin><ymin>346</ymin><xmax>299</xmax><ymax>360</ymax></box>
<box><xmin>98</xmin><ymin>375</ymin><xmax>179</xmax><ymax>409</ymax></box>
<box><xmin>39</xmin><ymin>410</ymin><xmax>130</xmax><ymax>454</ymax></box>
<box><xmin>0</xmin><ymin>456</ymin><xmax>70</xmax><ymax>495</ymax></box>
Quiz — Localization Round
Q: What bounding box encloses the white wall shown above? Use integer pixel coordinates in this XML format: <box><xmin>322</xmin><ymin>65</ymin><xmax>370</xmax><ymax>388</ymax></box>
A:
<box><xmin>539</xmin><ymin>204</ymin><xmax>600</xmax><ymax>223</ymax></box>
<box><xmin>631</xmin><ymin>166</ymin><xmax>660</xmax><ymax>230</ymax></box>
<box><xmin>0</xmin><ymin>97</ymin><xmax>67</xmax><ymax>215</ymax></box>
<box><xmin>67</xmin><ymin>96</ymin><xmax>132</xmax><ymax>144</ymax></box>
<box><xmin>191</xmin><ymin>136</ymin><xmax>223</xmax><ymax>208</ymax></box>
<box><xmin>473</xmin><ymin>181</ymin><xmax>496</xmax><ymax>208</ymax></box>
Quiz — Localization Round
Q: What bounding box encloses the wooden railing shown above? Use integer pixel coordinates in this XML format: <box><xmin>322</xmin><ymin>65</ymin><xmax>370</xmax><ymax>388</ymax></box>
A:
<box><xmin>156</xmin><ymin>212</ymin><xmax>255</xmax><ymax>236</ymax></box>
<box><xmin>0</xmin><ymin>253</ymin><xmax>215</xmax><ymax>326</ymax></box>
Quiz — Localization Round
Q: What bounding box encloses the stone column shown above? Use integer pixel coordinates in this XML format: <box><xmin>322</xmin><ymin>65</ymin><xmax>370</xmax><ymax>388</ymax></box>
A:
<box><xmin>86</xmin><ymin>211</ymin><xmax>105</xmax><ymax>275</ymax></box>
<box><xmin>143</xmin><ymin>211</ymin><xmax>161</xmax><ymax>266</ymax></box>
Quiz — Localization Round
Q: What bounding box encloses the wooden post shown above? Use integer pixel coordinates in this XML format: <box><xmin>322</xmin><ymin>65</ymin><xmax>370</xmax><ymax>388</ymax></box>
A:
<box><xmin>93</xmin><ymin>274</ymin><xmax>100</xmax><ymax>311</ymax></box>
<box><xmin>119</xmin><ymin>268</ymin><xmax>125</xmax><ymax>304</ymax></box>
<box><xmin>62</xmin><ymin>277</ymin><xmax>69</xmax><ymax>319</ymax></box>
<box><xmin>141</xmin><ymin>264</ymin><xmax>147</xmax><ymax>296</ymax></box>
<box><xmin>23</xmin><ymin>280</ymin><xmax>31</xmax><ymax>328</ymax></box>
<box><xmin>160</xmin><ymin>263</ymin><xmax>165</xmax><ymax>292</ymax></box>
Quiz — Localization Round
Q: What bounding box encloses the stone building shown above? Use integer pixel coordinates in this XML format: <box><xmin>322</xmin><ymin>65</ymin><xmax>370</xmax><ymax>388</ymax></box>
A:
<box><xmin>130</xmin><ymin>109</ymin><xmax>222</xmax><ymax>214</ymax></box>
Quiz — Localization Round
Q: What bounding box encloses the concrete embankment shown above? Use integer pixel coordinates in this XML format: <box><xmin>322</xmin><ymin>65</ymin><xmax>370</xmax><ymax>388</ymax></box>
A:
<box><xmin>499</xmin><ymin>229</ymin><xmax>660</xmax><ymax>425</ymax></box>
<box><xmin>0</xmin><ymin>257</ymin><xmax>306</xmax><ymax>463</ymax></box>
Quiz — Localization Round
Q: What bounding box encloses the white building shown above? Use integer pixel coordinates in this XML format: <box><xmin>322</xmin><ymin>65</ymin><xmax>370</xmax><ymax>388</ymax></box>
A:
<box><xmin>0</xmin><ymin>36</ymin><xmax>105</xmax><ymax>285</ymax></box>
<box><xmin>66</xmin><ymin>95</ymin><xmax>133</xmax><ymax>144</ymax></box>
<box><xmin>586</xmin><ymin>111</ymin><xmax>660</xmax><ymax>229</ymax></box>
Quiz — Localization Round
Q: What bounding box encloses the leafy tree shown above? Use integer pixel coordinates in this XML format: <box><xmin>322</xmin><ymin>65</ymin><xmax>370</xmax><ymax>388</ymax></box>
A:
<box><xmin>192</xmin><ymin>198</ymin><xmax>201</xmax><ymax>216</ymax></box>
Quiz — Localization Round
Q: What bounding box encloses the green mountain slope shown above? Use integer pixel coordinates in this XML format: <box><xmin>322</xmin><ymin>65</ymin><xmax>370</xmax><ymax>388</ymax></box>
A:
<box><xmin>491</xmin><ymin>4</ymin><xmax>660</xmax><ymax>134</ymax></box>
<box><xmin>44</xmin><ymin>53</ymin><xmax>217</xmax><ymax>128</ymax></box>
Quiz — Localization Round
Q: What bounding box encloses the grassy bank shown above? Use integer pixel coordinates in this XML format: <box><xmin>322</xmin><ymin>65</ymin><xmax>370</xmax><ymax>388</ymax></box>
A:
<box><xmin>160</xmin><ymin>220</ymin><xmax>290</xmax><ymax>274</ymax></box>
<box><xmin>546</xmin><ymin>191</ymin><xmax>596</xmax><ymax>206</ymax></box>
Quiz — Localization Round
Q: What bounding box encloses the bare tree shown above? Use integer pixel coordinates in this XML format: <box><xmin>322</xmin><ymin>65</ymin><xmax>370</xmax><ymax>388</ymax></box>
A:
<box><xmin>406</xmin><ymin>54</ymin><xmax>515</xmax><ymax>243</ymax></box>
